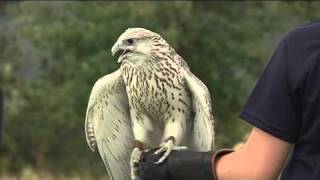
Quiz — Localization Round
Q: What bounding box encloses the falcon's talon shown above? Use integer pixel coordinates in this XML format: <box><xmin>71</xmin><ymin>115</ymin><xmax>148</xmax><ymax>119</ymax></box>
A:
<box><xmin>130</xmin><ymin>147</ymin><xmax>142</xmax><ymax>180</ymax></box>
<box><xmin>154</xmin><ymin>139</ymin><xmax>173</xmax><ymax>155</ymax></box>
<box><xmin>143</xmin><ymin>149</ymin><xmax>151</xmax><ymax>153</ymax></box>
<box><xmin>154</xmin><ymin>139</ymin><xmax>188</xmax><ymax>164</ymax></box>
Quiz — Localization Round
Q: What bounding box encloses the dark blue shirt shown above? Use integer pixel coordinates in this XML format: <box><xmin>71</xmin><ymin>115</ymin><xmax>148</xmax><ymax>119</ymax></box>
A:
<box><xmin>240</xmin><ymin>21</ymin><xmax>320</xmax><ymax>179</ymax></box>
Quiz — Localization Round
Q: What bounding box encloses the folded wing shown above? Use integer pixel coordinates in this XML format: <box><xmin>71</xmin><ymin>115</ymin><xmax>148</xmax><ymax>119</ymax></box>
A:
<box><xmin>85</xmin><ymin>70</ymin><xmax>133</xmax><ymax>180</ymax></box>
<box><xmin>182</xmin><ymin>68</ymin><xmax>215</xmax><ymax>151</ymax></box>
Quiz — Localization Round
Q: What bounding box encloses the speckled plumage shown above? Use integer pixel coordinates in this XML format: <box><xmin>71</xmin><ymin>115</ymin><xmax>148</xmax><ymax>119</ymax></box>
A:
<box><xmin>85</xmin><ymin>28</ymin><xmax>214</xmax><ymax>180</ymax></box>
<box><xmin>121</xmin><ymin>50</ymin><xmax>191</xmax><ymax>136</ymax></box>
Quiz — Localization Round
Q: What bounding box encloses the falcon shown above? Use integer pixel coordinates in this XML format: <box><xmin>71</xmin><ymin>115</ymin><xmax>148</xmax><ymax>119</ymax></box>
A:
<box><xmin>85</xmin><ymin>28</ymin><xmax>214</xmax><ymax>180</ymax></box>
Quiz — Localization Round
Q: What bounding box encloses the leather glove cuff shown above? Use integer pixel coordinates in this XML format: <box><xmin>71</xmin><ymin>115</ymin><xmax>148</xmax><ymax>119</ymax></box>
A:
<box><xmin>167</xmin><ymin>149</ymin><xmax>233</xmax><ymax>180</ymax></box>
<box><xmin>212</xmin><ymin>149</ymin><xmax>234</xmax><ymax>180</ymax></box>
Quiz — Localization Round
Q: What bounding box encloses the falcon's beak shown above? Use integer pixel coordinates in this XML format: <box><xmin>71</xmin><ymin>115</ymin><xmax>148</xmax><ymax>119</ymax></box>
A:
<box><xmin>111</xmin><ymin>41</ymin><xmax>126</xmax><ymax>63</ymax></box>
<box><xmin>111</xmin><ymin>42</ymin><xmax>120</xmax><ymax>57</ymax></box>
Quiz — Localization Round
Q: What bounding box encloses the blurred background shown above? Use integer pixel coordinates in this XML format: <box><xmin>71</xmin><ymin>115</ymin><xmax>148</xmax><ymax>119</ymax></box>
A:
<box><xmin>0</xmin><ymin>1</ymin><xmax>319</xmax><ymax>180</ymax></box>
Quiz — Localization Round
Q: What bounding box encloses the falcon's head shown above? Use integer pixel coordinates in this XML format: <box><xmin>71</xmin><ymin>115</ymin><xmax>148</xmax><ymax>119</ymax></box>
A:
<box><xmin>111</xmin><ymin>28</ymin><xmax>170</xmax><ymax>63</ymax></box>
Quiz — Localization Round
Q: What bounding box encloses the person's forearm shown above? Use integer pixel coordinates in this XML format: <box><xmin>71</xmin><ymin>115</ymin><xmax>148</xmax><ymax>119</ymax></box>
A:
<box><xmin>215</xmin><ymin>128</ymin><xmax>291</xmax><ymax>180</ymax></box>
<box><xmin>215</xmin><ymin>148</ymin><xmax>270</xmax><ymax>180</ymax></box>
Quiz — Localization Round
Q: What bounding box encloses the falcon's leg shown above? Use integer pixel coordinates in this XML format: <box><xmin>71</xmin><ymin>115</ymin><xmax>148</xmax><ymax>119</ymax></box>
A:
<box><xmin>130</xmin><ymin>143</ymin><xmax>143</xmax><ymax>180</ymax></box>
<box><xmin>154</xmin><ymin>114</ymin><xmax>188</xmax><ymax>164</ymax></box>
<box><xmin>130</xmin><ymin>109</ymin><xmax>155</xmax><ymax>180</ymax></box>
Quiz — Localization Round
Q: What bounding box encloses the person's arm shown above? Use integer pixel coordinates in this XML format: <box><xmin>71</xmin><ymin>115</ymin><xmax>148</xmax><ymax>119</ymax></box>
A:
<box><xmin>216</xmin><ymin>127</ymin><xmax>291</xmax><ymax>180</ymax></box>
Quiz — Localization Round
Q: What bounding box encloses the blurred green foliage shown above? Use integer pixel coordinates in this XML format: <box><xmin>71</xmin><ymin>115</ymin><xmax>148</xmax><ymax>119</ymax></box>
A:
<box><xmin>0</xmin><ymin>1</ymin><xmax>319</xmax><ymax>178</ymax></box>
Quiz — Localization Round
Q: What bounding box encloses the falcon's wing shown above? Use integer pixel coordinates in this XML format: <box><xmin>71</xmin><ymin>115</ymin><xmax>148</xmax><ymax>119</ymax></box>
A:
<box><xmin>85</xmin><ymin>69</ymin><xmax>133</xmax><ymax>180</ymax></box>
<box><xmin>182</xmin><ymin>68</ymin><xmax>214</xmax><ymax>151</ymax></box>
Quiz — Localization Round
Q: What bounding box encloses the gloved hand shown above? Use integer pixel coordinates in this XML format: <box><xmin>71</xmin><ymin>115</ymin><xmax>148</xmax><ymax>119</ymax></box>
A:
<box><xmin>137</xmin><ymin>148</ymin><xmax>233</xmax><ymax>180</ymax></box>
<box><xmin>137</xmin><ymin>149</ymin><xmax>172</xmax><ymax>180</ymax></box>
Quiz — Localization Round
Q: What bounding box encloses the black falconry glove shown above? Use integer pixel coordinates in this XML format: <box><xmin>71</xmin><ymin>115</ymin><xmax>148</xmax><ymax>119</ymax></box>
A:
<box><xmin>137</xmin><ymin>148</ymin><xmax>233</xmax><ymax>180</ymax></box>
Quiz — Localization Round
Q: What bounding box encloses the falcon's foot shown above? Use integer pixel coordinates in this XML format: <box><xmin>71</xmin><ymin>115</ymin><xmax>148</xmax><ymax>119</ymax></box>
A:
<box><xmin>130</xmin><ymin>147</ymin><xmax>142</xmax><ymax>180</ymax></box>
<box><xmin>154</xmin><ymin>138</ymin><xmax>188</xmax><ymax>164</ymax></box>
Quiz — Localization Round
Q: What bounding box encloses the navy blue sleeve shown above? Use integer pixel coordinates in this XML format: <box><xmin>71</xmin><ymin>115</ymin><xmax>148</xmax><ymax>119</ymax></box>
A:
<box><xmin>240</xmin><ymin>31</ymin><xmax>308</xmax><ymax>143</ymax></box>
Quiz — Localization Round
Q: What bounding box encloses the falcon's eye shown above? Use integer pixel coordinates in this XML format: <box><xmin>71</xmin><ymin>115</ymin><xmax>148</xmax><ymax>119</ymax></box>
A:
<box><xmin>126</xmin><ymin>38</ymin><xmax>134</xmax><ymax>45</ymax></box>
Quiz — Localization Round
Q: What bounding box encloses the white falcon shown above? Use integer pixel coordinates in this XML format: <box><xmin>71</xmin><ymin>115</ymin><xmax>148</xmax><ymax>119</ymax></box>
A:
<box><xmin>85</xmin><ymin>28</ymin><xmax>214</xmax><ymax>180</ymax></box>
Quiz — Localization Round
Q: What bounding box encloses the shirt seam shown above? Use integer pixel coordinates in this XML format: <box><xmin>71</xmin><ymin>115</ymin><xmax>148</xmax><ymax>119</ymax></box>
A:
<box><xmin>240</xmin><ymin>110</ymin><xmax>296</xmax><ymax>143</ymax></box>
